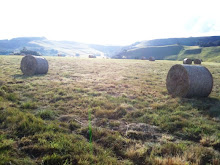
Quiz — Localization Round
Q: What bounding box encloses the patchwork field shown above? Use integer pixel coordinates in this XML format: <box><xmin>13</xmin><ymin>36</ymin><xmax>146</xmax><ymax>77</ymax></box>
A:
<box><xmin>0</xmin><ymin>56</ymin><xmax>220</xmax><ymax>165</ymax></box>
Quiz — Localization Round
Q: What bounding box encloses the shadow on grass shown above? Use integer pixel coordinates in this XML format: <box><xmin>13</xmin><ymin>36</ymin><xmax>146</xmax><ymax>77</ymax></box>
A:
<box><xmin>181</xmin><ymin>97</ymin><xmax>220</xmax><ymax>118</ymax></box>
<box><xmin>13</xmin><ymin>74</ymin><xmax>47</xmax><ymax>79</ymax></box>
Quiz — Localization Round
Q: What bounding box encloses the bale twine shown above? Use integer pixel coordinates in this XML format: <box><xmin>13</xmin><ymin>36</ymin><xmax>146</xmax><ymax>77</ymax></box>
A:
<box><xmin>183</xmin><ymin>58</ymin><xmax>192</xmax><ymax>64</ymax></box>
<box><xmin>20</xmin><ymin>55</ymin><xmax>49</xmax><ymax>76</ymax></box>
<box><xmin>166</xmin><ymin>64</ymin><xmax>213</xmax><ymax>98</ymax></box>
<box><xmin>194</xmin><ymin>59</ymin><xmax>202</xmax><ymax>64</ymax></box>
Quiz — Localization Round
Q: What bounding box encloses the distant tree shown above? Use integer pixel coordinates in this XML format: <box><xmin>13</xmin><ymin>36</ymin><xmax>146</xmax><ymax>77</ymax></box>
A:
<box><xmin>22</xmin><ymin>47</ymin><xmax>28</xmax><ymax>51</ymax></box>
<box><xmin>198</xmin><ymin>41</ymin><xmax>220</xmax><ymax>47</ymax></box>
<box><xmin>215</xmin><ymin>40</ymin><xmax>220</xmax><ymax>46</ymax></box>
<box><xmin>20</xmin><ymin>47</ymin><xmax>41</xmax><ymax>56</ymax></box>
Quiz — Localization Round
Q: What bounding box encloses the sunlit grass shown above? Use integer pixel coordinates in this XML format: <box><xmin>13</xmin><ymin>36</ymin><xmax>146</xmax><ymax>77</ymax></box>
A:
<box><xmin>0</xmin><ymin>55</ymin><xmax>220</xmax><ymax>164</ymax></box>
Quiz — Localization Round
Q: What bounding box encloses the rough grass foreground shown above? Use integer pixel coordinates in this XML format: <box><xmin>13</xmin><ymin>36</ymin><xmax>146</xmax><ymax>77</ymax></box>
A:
<box><xmin>0</xmin><ymin>55</ymin><xmax>220</xmax><ymax>165</ymax></box>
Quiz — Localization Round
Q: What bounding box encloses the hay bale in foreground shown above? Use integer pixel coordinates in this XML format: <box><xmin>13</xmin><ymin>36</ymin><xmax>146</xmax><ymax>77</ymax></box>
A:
<box><xmin>194</xmin><ymin>59</ymin><xmax>202</xmax><ymax>64</ymax></box>
<box><xmin>183</xmin><ymin>58</ymin><xmax>192</xmax><ymax>64</ymax></box>
<box><xmin>166</xmin><ymin>64</ymin><xmax>213</xmax><ymax>97</ymax></box>
<box><xmin>20</xmin><ymin>55</ymin><xmax>49</xmax><ymax>76</ymax></box>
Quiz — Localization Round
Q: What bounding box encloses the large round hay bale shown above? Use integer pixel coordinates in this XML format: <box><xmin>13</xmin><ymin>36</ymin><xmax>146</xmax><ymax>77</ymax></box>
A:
<box><xmin>20</xmin><ymin>55</ymin><xmax>49</xmax><ymax>76</ymax></box>
<box><xmin>166</xmin><ymin>64</ymin><xmax>213</xmax><ymax>98</ymax></box>
<box><xmin>183</xmin><ymin>58</ymin><xmax>192</xmax><ymax>64</ymax></box>
<box><xmin>149</xmin><ymin>57</ymin><xmax>155</xmax><ymax>61</ymax></box>
<box><xmin>194</xmin><ymin>59</ymin><xmax>202</xmax><ymax>64</ymax></box>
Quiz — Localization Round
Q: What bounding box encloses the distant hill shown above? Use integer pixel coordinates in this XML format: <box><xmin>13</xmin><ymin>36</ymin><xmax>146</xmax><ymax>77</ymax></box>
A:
<box><xmin>114</xmin><ymin>45</ymin><xmax>183</xmax><ymax>60</ymax></box>
<box><xmin>132</xmin><ymin>36</ymin><xmax>220</xmax><ymax>47</ymax></box>
<box><xmin>113</xmin><ymin>36</ymin><xmax>220</xmax><ymax>62</ymax></box>
<box><xmin>0</xmin><ymin>37</ymin><xmax>123</xmax><ymax>58</ymax></box>
<box><xmin>2</xmin><ymin>36</ymin><xmax>220</xmax><ymax>61</ymax></box>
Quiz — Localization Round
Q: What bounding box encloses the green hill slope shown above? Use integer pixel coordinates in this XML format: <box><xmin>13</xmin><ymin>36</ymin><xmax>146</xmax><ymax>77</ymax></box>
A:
<box><xmin>165</xmin><ymin>46</ymin><xmax>220</xmax><ymax>62</ymax></box>
<box><xmin>2</xmin><ymin>36</ymin><xmax>220</xmax><ymax>61</ymax></box>
<box><xmin>114</xmin><ymin>44</ymin><xmax>220</xmax><ymax>62</ymax></box>
<box><xmin>132</xmin><ymin>36</ymin><xmax>220</xmax><ymax>47</ymax></box>
<box><xmin>113</xmin><ymin>36</ymin><xmax>220</xmax><ymax>62</ymax></box>
<box><xmin>114</xmin><ymin>45</ymin><xmax>183</xmax><ymax>59</ymax></box>
<box><xmin>0</xmin><ymin>37</ymin><xmax>123</xmax><ymax>57</ymax></box>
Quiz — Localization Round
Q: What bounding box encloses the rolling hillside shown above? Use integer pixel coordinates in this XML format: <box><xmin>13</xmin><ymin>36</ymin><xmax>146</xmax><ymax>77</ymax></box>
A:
<box><xmin>132</xmin><ymin>36</ymin><xmax>220</xmax><ymax>47</ymax></box>
<box><xmin>0</xmin><ymin>37</ymin><xmax>123</xmax><ymax>58</ymax></box>
<box><xmin>164</xmin><ymin>46</ymin><xmax>220</xmax><ymax>62</ymax></box>
<box><xmin>114</xmin><ymin>45</ymin><xmax>183</xmax><ymax>60</ymax></box>
<box><xmin>1</xmin><ymin>36</ymin><xmax>220</xmax><ymax>61</ymax></box>
<box><xmin>114</xmin><ymin>36</ymin><xmax>220</xmax><ymax>62</ymax></box>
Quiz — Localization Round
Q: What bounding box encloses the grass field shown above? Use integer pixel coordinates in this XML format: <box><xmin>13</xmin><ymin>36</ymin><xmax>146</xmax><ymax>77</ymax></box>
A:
<box><xmin>0</xmin><ymin>56</ymin><xmax>220</xmax><ymax>165</ymax></box>
<box><xmin>117</xmin><ymin>44</ymin><xmax>220</xmax><ymax>63</ymax></box>
<box><xmin>166</xmin><ymin>46</ymin><xmax>220</xmax><ymax>62</ymax></box>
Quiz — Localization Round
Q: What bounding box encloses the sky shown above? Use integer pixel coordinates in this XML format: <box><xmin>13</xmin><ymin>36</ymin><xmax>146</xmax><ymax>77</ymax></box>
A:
<box><xmin>0</xmin><ymin>0</ymin><xmax>220</xmax><ymax>45</ymax></box>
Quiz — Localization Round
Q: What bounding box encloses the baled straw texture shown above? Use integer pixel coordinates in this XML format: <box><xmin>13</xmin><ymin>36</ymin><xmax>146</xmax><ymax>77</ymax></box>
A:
<box><xmin>20</xmin><ymin>55</ymin><xmax>49</xmax><ymax>76</ymax></box>
<box><xmin>194</xmin><ymin>59</ymin><xmax>202</xmax><ymax>64</ymax></box>
<box><xmin>183</xmin><ymin>58</ymin><xmax>192</xmax><ymax>64</ymax></box>
<box><xmin>166</xmin><ymin>64</ymin><xmax>213</xmax><ymax>98</ymax></box>
<box><xmin>149</xmin><ymin>57</ymin><xmax>155</xmax><ymax>61</ymax></box>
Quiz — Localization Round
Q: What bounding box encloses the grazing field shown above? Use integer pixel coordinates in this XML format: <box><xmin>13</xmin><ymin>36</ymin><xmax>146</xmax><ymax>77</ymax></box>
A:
<box><xmin>0</xmin><ymin>56</ymin><xmax>220</xmax><ymax>165</ymax></box>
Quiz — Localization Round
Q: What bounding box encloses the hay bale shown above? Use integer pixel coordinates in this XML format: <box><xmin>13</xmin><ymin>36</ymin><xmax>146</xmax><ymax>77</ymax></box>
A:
<box><xmin>194</xmin><ymin>59</ymin><xmax>202</xmax><ymax>64</ymax></box>
<box><xmin>166</xmin><ymin>64</ymin><xmax>213</xmax><ymax>97</ymax></box>
<box><xmin>20</xmin><ymin>55</ymin><xmax>49</xmax><ymax>76</ymax></box>
<box><xmin>89</xmin><ymin>55</ymin><xmax>96</xmax><ymax>58</ymax></box>
<box><xmin>149</xmin><ymin>56</ymin><xmax>155</xmax><ymax>61</ymax></box>
<box><xmin>183</xmin><ymin>58</ymin><xmax>192</xmax><ymax>64</ymax></box>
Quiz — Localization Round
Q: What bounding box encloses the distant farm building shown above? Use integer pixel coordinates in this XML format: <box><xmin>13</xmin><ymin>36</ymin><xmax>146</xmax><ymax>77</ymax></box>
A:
<box><xmin>122</xmin><ymin>56</ymin><xmax>127</xmax><ymax>59</ymax></box>
<box><xmin>141</xmin><ymin>57</ymin><xmax>146</xmax><ymax>60</ymax></box>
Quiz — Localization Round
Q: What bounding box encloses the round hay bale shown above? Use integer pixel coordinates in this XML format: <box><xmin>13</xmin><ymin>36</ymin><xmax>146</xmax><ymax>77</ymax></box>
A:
<box><xmin>149</xmin><ymin>56</ymin><xmax>155</xmax><ymax>61</ymax></box>
<box><xmin>166</xmin><ymin>64</ymin><xmax>213</xmax><ymax>98</ymax></box>
<box><xmin>194</xmin><ymin>59</ymin><xmax>202</xmax><ymax>64</ymax></box>
<box><xmin>183</xmin><ymin>58</ymin><xmax>192</xmax><ymax>64</ymax></box>
<box><xmin>20</xmin><ymin>55</ymin><xmax>49</xmax><ymax>76</ymax></box>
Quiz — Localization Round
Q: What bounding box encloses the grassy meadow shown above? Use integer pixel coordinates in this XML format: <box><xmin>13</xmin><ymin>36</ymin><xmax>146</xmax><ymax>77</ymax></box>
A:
<box><xmin>121</xmin><ymin>44</ymin><xmax>220</xmax><ymax>63</ymax></box>
<box><xmin>0</xmin><ymin>56</ymin><xmax>220</xmax><ymax>165</ymax></box>
<box><xmin>166</xmin><ymin>46</ymin><xmax>220</xmax><ymax>62</ymax></box>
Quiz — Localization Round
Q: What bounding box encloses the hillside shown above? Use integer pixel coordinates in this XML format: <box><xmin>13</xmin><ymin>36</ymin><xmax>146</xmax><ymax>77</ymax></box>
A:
<box><xmin>0</xmin><ymin>37</ymin><xmax>123</xmax><ymax>58</ymax></box>
<box><xmin>163</xmin><ymin>46</ymin><xmax>220</xmax><ymax>62</ymax></box>
<box><xmin>114</xmin><ymin>36</ymin><xmax>220</xmax><ymax>62</ymax></box>
<box><xmin>1</xmin><ymin>36</ymin><xmax>220</xmax><ymax>61</ymax></box>
<box><xmin>114</xmin><ymin>45</ymin><xmax>183</xmax><ymax>60</ymax></box>
<box><xmin>0</xmin><ymin>56</ymin><xmax>220</xmax><ymax>164</ymax></box>
<box><xmin>134</xmin><ymin>36</ymin><xmax>220</xmax><ymax>47</ymax></box>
